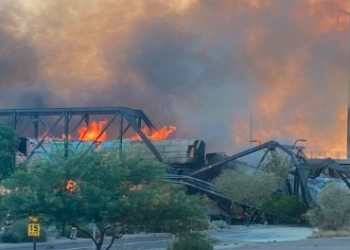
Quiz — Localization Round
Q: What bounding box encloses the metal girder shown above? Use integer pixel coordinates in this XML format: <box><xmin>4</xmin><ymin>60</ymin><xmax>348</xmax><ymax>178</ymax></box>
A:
<box><xmin>190</xmin><ymin>140</ymin><xmax>350</xmax><ymax>208</ymax></box>
<box><xmin>26</xmin><ymin>114</ymin><xmax>64</xmax><ymax>160</ymax></box>
<box><xmin>0</xmin><ymin>107</ymin><xmax>163</xmax><ymax>162</ymax></box>
<box><xmin>297</xmin><ymin>158</ymin><xmax>350</xmax><ymax>207</ymax></box>
<box><xmin>164</xmin><ymin>174</ymin><xmax>234</xmax><ymax>215</ymax></box>
<box><xmin>0</xmin><ymin>107</ymin><xmax>153</xmax><ymax>119</ymax></box>
<box><xmin>190</xmin><ymin>140</ymin><xmax>304</xmax><ymax>177</ymax></box>
<box><xmin>123</xmin><ymin>113</ymin><xmax>164</xmax><ymax>162</ymax></box>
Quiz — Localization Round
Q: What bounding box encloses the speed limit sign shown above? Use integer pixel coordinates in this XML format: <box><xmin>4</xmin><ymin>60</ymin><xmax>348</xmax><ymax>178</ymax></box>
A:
<box><xmin>28</xmin><ymin>223</ymin><xmax>40</xmax><ymax>237</ymax></box>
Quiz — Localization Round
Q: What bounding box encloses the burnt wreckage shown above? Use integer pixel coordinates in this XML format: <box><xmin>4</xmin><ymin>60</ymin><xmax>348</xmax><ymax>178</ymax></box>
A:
<box><xmin>1</xmin><ymin>107</ymin><xmax>350</xmax><ymax>219</ymax></box>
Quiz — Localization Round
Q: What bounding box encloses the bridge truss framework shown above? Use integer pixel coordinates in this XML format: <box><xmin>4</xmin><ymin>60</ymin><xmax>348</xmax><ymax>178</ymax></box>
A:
<box><xmin>0</xmin><ymin>107</ymin><xmax>164</xmax><ymax>162</ymax></box>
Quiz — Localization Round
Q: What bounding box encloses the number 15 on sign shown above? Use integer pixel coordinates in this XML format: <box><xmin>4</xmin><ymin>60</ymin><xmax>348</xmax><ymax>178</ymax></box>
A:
<box><xmin>28</xmin><ymin>223</ymin><xmax>40</xmax><ymax>237</ymax></box>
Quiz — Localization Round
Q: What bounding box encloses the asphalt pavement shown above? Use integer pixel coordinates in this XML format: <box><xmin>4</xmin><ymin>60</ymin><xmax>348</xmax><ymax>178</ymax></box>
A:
<box><xmin>2</xmin><ymin>225</ymin><xmax>348</xmax><ymax>250</ymax></box>
<box><xmin>213</xmin><ymin>225</ymin><xmax>314</xmax><ymax>249</ymax></box>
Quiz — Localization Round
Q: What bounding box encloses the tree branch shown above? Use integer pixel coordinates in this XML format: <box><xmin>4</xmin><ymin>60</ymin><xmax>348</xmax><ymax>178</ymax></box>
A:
<box><xmin>105</xmin><ymin>227</ymin><xmax>127</xmax><ymax>250</ymax></box>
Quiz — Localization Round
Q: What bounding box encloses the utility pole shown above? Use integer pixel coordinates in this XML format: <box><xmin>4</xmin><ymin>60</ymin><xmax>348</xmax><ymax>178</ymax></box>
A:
<box><xmin>249</xmin><ymin>114</ymin><xmax>253</xmax><ymax>144</ymax></box>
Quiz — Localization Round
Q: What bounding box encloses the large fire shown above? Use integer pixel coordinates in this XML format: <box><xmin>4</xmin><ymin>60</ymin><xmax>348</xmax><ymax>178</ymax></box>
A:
<box><xmin>76</xmin><ymin>121</ymin><xmax>176</xmax><ymax>141</ymax></box>
<box><xmin>38</xmin><ymin>121</ymin><xmax>176</xmax><ymax>142</ymax></box>
<box><xmin>78</xmin><ymin>120</ymin><xmax>107</xmax><ymax>142</ymax></box>
<box><xmin>131</xmin><ymin>125</ymin><xmax>177</xmax><ymax>140</ymax></box>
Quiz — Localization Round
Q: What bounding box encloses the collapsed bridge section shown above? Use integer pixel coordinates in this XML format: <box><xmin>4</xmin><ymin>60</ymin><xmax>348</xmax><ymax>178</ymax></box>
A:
<box><xmin>192</xmin><ymin>140</ymin><xmax>350</xmax><ymax>208</ymax></box>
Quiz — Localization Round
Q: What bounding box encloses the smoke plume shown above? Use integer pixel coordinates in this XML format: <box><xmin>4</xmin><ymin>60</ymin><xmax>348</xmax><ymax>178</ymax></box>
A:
<box><xmin>0</xmin><ymin>0</ymin><xmax>348</xmax><ymax>156</ymax></box>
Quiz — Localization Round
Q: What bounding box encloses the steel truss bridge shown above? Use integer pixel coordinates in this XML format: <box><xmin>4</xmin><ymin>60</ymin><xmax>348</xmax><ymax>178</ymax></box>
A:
<box><xmin>0</xmin><ymin>107</ymin><xmax>163</xmax><ymax>161</ymax></box>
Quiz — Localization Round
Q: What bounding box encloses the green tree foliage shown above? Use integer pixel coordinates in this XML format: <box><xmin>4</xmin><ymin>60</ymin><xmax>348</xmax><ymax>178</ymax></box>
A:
<box><xmin>167</xmin><ymin>233</ymin><xmax>214</xmax><ymax>250</ymax></box>
<box><xmin>260</xmin><ymin>151</ymin><xmax>291</xmax><ymax>185</ymax></box>
<box><xmin>212</xmin><ymin>168</ymin><xmax>278</xmax><ymax>225</ymax></box>
<box><xmin>260</xmin><ymin>194</ymin><xmax>307</xmax><ymax>224</ymax></box>
<box><xmin>213</xmin><ymin>168</ymin><xmax>278</xmax><ymax>209</ymax></box>
<box><xmin>0</xmin><ymin>149</ymin><xmax>207</xmax><ymax>250</ymax></box>
<box><xmin>305</xmin><ymin>182</ymin><xmax>350</xmax><ymax>230</ymax></box>
<box><xmin>0</xmin><ymin>122</ymin><xmax>19</xmax><ymax>180</ymax></box>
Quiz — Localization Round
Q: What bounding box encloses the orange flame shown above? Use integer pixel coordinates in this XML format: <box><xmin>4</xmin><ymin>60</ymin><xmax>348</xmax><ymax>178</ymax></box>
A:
<box><xmin>66</xmin><ymin>179</ymin><xmax>76</xmax><ymax>193</ymax></box>
<box><xmin>78</xmin><ymin>120</ymin><xmax>107</xmax><ymax>142</ymax></box>
<box><xmin>131</xmin><ymin>125</ymin><xmax>176</xmax><ymax>140</ymax></box>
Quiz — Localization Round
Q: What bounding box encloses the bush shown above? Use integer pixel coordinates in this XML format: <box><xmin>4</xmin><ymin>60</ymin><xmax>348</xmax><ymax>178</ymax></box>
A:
<box><xmin>260</xmin><ymin>194</ymin><xmax>307</xmax><ymax>224</ymax></box>
<box><xmin>167</xmin><ymin>233</ymin><xmax>214</xmax><ymax>250</ymax></box>
<box><xmin>213</xmin><ymin>168</ymin><xmax>279</xmax><ymax>209</ymax></box>
<box><xmin>2</xmin><ymin>219</ymin><xmax>47</xmax><ymax>243</ymax></box>
<box><xmin>309</xmin><ymin>229</ymin><xmax>350</xmax><ymax>239</ymax></box>
<box><xmin>1</xmin><ymin>232</ymin><xmax>20</xmax><ymax>243</ymax></box>
<box><xmin>305</xmin><ymin>182</ymin><xmax>350</xmax><ymax>230</ymax></box>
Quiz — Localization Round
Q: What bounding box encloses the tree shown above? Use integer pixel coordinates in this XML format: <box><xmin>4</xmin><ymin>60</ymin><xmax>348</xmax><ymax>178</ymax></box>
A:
<box><xmin>0</xmin><ymin>122</ymin><xmax>19</xmax><ymax>181</ymax></box>
<box><xmin>260</xmin><ymin>151</ymin><xmax>291</xmax><ymax>183</ymax></box>
<box><xmin>0</xmin><ymin>149</ymin><xmax>207</xmax><ymax>250</ymax></box>
<box><xmin>212</xmin><ymin>168</ymin><xmax>278</xmax><ymax>225</ymax></box>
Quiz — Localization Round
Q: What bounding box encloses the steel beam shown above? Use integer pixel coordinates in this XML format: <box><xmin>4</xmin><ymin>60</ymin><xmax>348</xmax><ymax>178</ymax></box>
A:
<box><xmin>0</xmin><ymin>107</ymin><xmax>163</xmax><ymax>163</ymax></box>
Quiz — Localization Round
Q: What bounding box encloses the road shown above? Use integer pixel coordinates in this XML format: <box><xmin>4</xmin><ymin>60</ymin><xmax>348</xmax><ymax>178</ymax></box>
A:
<box><xmin>224</xmin><ymin>237</ymin><xmax>350</xmax><ymax>250</ymax></box>
<box><xmin>5</xmin><ymin>237</ymin><xmax>350</xmax><ymax>250</ymax></box>
<box><xmin>0</xmin><ymin>234</ymin><xmax>172</xmax><ymax>250</ymax></box>
<box><xmin>211</xmin><ymin>226</ymin><xmax>350</xmax><ymax>250</ymax></box>
<box><xmin>2</xmin><ymin>226</ymin><xmax>350</xmax><ymax>250</ymax></box>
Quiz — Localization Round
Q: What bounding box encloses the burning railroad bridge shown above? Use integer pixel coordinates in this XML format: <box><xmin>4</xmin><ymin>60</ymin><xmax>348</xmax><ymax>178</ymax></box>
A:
<box><xmin>1</xmin><ymin>107</ymin><xmax>350</xmax><ymax>221</ymax></box>
<box><xmin>1</xmin><ymin>107</ymin><xmax>206</xmax><ymax>171</ymax></box>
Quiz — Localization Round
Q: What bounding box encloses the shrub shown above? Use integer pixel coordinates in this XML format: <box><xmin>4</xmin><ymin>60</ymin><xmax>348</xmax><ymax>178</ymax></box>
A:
<box><xmin>305</xmin><ymin>182</ymin><xmax>350</xmax><ymax>230</ymax></box>
<box><xmin>260</xmin><ymin>153</ymin><xmax>291</xmax><ymax>183</ymax></box>
<box><xmin>1</xmin><ymin>232</ymin><xmax>20</xmax><ymax>243</ymax></box>
<box><xmin>309</xmin><ymin>229</ymin><xmax>350</xmax><ymax>239</ymax></box>
<box><xmin>213</xmin><ymin>168</ymin><xmax>279</xmax><ymax>209</ymax></box>
<box><xmin>260</xmin><ymin>194</ymin><xmax>307</xmax><ymax>224</ymax></box>
<box><xmin>167</xmin><ymin>233</ymin><xmax>214</xmax><ymax>250</ymax></box>
<box><xmin>3</xmin><ymin>219</ymin><xmax>47</xmax><ymax>243</ymax></box>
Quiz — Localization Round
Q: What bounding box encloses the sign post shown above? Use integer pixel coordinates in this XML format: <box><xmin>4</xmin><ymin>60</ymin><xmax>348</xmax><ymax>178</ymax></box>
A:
<box><xmin>28</xmin><ymin>216</ymin><xmax>40</xmax><ymax>250</ymax></box>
